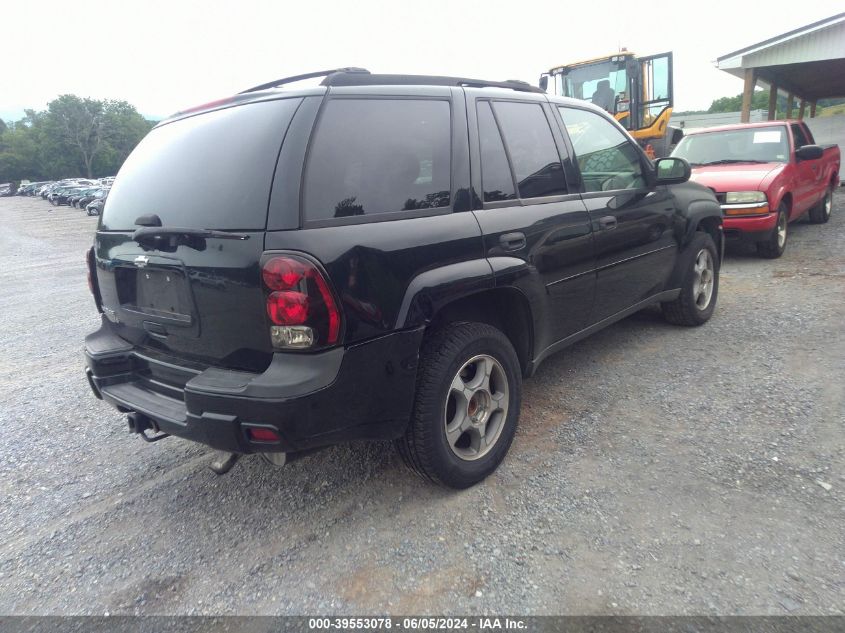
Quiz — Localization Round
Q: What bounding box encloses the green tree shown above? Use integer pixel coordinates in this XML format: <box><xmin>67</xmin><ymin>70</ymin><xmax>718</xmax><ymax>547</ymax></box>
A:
<box><xmin>706</xmin><ymin>92</ymin><xmax>845</xmax><ymax>117</ymax></box>
<box><xmin>707</xmin><ymin>90</ymin><xmax>771</xmax><ymax>113</ymax></box>
<box><xmin>46</xmin><ymin>95</ymin><xmax>110</xmax><ymax>178</ymax></box>
<box><xmin>0</xmin><ymin>95</ymin><xmax>154</xmax><ymax>181</ymax></box>
<box><xmin>0</xmin><ymin>115</ymin><xmax>42</xmax><ymax>181</ymax></box>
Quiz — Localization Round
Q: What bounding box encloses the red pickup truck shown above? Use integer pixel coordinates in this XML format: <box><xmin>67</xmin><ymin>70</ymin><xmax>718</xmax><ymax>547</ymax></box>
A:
<box><xmin>671</xmin><ymin>120</ymin><xmax>840</xmax><ymax>258</ymax></box>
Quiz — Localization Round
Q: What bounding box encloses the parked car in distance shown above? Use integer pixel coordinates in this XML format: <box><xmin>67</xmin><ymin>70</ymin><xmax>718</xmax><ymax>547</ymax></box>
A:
<box><xmin>0</xmin><ymin>183</ymin><xmax>13</xmax><ymax>196</ymax></box>
<box><xmin>50</xmin><ymin>185</ymin><xmax>87</xmax><ymax>206</ymax></box>
<box><xmin>69</xmin><ymin>187</ymin><xmax>95</xmax><ymax>208</ymax></box>
<box><xmin>17</xmin><ymin>181</ymin><xmax>51</xmax><ymax>195</ymax></box>
<box><xmin>86</xmin><ymin>194</ymin><xmax>108</xmax><ymax>216</ymax></box>
<box><xmin>79</xmin><ymin>187</ymin><xmax>109</xmax><ymax>209</ymax></box>
<box><xmin>672</xmin><ymin>120</ymin><xmax>840</xmax><ymax>258</ymax></box>
<box><xmin>84</xmin><ymin>69</ymin><xmax>723</xmax><ymax>488</ymax></box>
<box><xmin>43</xmin><ymin>181</ymin><xmax>73</xmax><ymax>201</ymax></box>
<box><xmin>70</xmin><ymin>186</ymin><xmax>107</xmax><ymax>208</ymax></box>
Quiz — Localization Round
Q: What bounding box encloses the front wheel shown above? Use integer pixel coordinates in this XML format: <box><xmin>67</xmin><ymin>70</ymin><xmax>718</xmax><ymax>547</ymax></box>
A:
<box><xmin>397</xmin><ymin>322</ymin><xmax>522</xmax><ymax>489</ymax></box>
<box><xmin>662</xmin><ymin>231</ymin><xmax>719</xmax><ymax>326</ymax></box>
<box><xmin>757</xmin><ymin>204</ymin><xmax>788</xmax><ymax>258</ymax></box>
<box><xmin>808</xmin><ymin>186</ymin><xmax>833</xmax><ymax>224</ymax></box>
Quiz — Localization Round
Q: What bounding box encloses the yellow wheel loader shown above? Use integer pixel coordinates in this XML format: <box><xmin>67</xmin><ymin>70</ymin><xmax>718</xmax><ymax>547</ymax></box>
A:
<box><xmin>540</xmin><ymin>51</ymin><xmax>683</xmax><ymax>158</ymax></box>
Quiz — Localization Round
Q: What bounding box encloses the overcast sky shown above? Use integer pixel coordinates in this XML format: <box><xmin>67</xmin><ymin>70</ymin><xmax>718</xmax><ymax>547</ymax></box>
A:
<box><xmin>2</xmin><ymin>0</ymin><xmax>843</xmax><ymax>120</ymax></box>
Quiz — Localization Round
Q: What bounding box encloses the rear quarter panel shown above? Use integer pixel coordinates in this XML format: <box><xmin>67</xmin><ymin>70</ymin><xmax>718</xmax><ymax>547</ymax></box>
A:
<box><xmin>264</xmin><ymin>214</ymin><xmax>486</xmax><ymax>344</ymax></box>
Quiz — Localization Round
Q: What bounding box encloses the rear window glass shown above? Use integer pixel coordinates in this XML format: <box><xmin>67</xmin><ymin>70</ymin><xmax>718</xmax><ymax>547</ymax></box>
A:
<box><xmin>101</xmin><ymin>98</ymin><xmax>301</xmax><ymax>231</ymax></box>
<box><xmin>304</xmin><ymin>99</ymin><xmax>451</xmax><ymax>221</ymax></box>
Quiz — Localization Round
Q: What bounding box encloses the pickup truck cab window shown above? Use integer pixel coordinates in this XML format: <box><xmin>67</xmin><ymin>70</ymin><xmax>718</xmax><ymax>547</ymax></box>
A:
<box><xmin>557</xmin><ymin>106</ymin><xmax>646</xmax><ymax>192</ymax></box>
<box><xmin>492</xmin><ymin>101</ymin><xmax>568</xmax><ymax>199</ymax></box>
<box><xmin>790</xmin><ymin>123</ymin><xmax>809</xmax><ymax>149</ymax></box>
<box><xmin>304</xmin><ymin>98</ymin><xmax>452</xmax><ymax>221</ymax></box>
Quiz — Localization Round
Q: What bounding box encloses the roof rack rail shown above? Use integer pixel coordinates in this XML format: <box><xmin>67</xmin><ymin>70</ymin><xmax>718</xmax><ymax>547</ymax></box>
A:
<box><xmin>240</xmin><ymin>67</ymin><xmax>370</xmax><ymax>94</ymax></box>
<box><xmin>321</xmin><ymin>72</ymin><xmax>544</xmax><ymax>93</ymax></box>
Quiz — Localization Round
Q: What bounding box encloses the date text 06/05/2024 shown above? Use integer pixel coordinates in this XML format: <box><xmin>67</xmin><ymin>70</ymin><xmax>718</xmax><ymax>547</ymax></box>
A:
<box><xmin>307</xmin><ymin>617</ymin><xmax>527</xmax><ymax>630</ymax></box>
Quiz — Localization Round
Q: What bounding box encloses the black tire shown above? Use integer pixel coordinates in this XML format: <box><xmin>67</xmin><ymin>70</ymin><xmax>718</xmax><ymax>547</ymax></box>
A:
<box><xmin>757</xmin><ymin>204</ymin><xmax>788</xmax><ymax>258</ymax></box>
<box><xmin>397</xmin><ymin>322</ymin><xmax>522</xmax><ymax>489</ymax></box>
<box><xmin>808</xmin><ymin>186</ymin><xmax>833</xmax><ymax>224</ymax></box>
<box><xmin>662</xmin><ymin>231</ymin><xmax>719</xmax><ymax>327</ymax></box>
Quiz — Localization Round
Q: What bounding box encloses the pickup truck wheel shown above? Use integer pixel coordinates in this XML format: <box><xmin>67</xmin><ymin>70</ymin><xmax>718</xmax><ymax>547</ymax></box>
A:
<box><xmin>757</xmin><ymin>205</ymin><xmax>788</xmax><ymax>258</ymax></box>
<box><xmin>661</xmin><ymin>232</ymin><xmax>719</xmax><ymax>327</ymax></box>
<box><xmin>808</xmin><ymin>186</ymin><xmax>833</xmax><ymax>224</ymax></box>
<box><xmin>397</xmin><ymin>322</ymin><xmax>521</xmax><ymax>489</ymax></box>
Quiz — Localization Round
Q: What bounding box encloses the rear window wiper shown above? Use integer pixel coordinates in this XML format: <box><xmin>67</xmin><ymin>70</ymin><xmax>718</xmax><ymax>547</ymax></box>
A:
<box><xmin>133</xmin><ymin>214</ymin><xmax>249</xmax><ymax>241</ymax></box>
<box><xmin>132</xmin><ymin>226</ymin><xmax>251</xmax><ymax>241</ymax></box>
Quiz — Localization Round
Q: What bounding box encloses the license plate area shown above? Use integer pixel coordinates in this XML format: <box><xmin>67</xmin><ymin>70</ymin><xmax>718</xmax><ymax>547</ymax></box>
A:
<box><xmin>116</xmin><ymin>265</ymin><xmax>194</xmax><ymax>326</ymax></box>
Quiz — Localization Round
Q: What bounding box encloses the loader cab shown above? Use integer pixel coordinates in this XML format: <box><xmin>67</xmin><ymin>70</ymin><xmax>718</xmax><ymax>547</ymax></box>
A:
<box><xmin>541</xmin><ymin>51</ymin><xmax>674</xmax><ymax>146</ymax></box>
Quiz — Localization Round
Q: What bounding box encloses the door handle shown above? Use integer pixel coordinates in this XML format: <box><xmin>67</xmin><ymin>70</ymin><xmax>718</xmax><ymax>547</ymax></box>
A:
<box><xmin>599</xmin><ymin>215</ymin><xmax>618</xmax><ymax>230</ymax></box>
<box><xmin>499</xmin><ymin>232</ymin><xmax>526</xmax><ymax>251</ymax></box>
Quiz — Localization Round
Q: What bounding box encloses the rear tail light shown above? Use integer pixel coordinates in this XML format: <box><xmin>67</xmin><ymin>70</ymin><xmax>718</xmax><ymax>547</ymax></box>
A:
<box><xmin>261</xmin><ymin>254</ymin><xmax>341</xmax><ymax>350</ymax></box>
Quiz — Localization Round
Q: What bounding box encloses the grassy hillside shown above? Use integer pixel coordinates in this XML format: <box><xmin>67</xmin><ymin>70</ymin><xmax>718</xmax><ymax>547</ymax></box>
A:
<box><xmin>818</xmin><ymin>103</ymin><xmax>845</xmax><ymax>117</ymax></box>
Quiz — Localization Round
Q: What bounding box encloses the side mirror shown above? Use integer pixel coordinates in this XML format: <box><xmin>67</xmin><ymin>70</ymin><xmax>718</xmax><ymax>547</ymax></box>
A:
<box><xmin>796</xmin><ymin>144</ymin><xmax>823</xmax><ymax>161</ymax></box>
<box><xmin>654</xmin><ymin>157</ymin><xmax>691</xmax><ymax>185</ymax></box>
<box><xmin>539</xmin><ymin>74</ymin><xmax>549</xmax><ymax>92</ymax></box>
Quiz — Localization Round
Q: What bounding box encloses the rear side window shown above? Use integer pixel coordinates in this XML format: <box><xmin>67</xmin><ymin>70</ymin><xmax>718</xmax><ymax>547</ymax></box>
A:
<box><xmin>101</xmin><ymin>98</ymin><xmax>301</xmax><ymax>231</ymax></box>
<box><xmin>477</xmin><ymin>102</ymin><xmax>516</xmax><ymax>202</ymax></box>
<box><xmin>492</xmin><ymin>101</ymin><xmax>567</xmax><ymax>199</ymax></box>
<box><xmin>304</xmin><ymin>99</ymin><xmax>451</xmax><ymax>221</ymax></box>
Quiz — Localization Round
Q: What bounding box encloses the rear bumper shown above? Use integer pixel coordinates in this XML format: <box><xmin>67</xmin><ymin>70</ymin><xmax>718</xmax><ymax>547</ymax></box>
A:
<box><xmin>723</xmin><ymin>212</ymin><xmax>778</xmax><ymax>243</ymax></box>
<box><xmin>85</xmin><ymin>318</ymin><xmax>424</xmax><ymax>454</ymax></box>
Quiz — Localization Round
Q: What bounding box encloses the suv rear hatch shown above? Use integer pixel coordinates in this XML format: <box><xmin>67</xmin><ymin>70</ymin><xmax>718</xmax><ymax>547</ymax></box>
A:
<box><xmin>94</xmin><ymin>97</ymin><xmax>303</xmax><ymax>372</ymax></box>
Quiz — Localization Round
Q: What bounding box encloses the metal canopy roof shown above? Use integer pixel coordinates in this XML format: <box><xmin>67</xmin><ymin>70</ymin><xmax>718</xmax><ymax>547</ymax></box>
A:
<box><xmin>716</xmin><ymin>13</ymin><xmax>845</xmax><ymax>100</ymax></box>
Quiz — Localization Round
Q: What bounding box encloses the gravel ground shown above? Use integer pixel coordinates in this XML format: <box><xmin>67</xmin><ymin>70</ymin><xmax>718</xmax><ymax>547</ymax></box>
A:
<box><xmin>0</xmin><ymin>194</ymin><xmax>843</xmax><ymax>616</ymax></box>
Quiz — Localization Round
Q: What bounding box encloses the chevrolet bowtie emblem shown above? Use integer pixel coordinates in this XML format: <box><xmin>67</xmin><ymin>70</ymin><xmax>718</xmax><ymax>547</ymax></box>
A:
<box><xmin>134</xmin><ymin>255</ymin><xmax>150</xmax><ymax>267</ymax></box>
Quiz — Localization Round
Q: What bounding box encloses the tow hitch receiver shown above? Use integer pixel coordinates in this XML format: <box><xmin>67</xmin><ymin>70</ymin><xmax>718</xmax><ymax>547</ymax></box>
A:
<box><xmin>139</xmin><ymin>429</ymin><xmax>170</xmax><ymax>443</ymax></box>
<box><xmin>126</xmin><ymin>412</ymin><xmax>170</xmax><ymax>442</ymax></box>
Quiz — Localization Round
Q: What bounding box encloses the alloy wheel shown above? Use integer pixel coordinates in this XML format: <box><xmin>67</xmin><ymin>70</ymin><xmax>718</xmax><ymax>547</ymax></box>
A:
<box><xmin>692</xmin><ymin>248</ymin><xmax>714</xmax><ymax>310</ymax></box>
<box><xmin>777</xmin><ymin>211</ymin><xmax>787</xmax><ymax>249</ymax></box>
<box><xmin>444</xmin><ymin>354</ymin><xmax>509</xmax><ymax>461</ymax></box>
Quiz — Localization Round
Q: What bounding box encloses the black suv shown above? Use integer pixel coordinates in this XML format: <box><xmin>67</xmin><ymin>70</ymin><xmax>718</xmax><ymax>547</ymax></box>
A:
<box><xmin>85</xmin><ymin>68</ymin><xmax>722</xmax><ymax>488</ymax></box>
